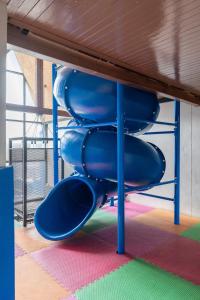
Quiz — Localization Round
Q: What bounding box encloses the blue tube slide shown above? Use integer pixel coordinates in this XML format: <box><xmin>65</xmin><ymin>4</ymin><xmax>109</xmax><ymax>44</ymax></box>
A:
<box><xmin>35</xmin><ymin>68</ymin><xmax>166</xmax><ymax>241</ymax></box>
<box><xmin>53</xmin><ymin>68</ymin><xmax>160</xmax><ymax>134</ymax></box>
<box><xmin>61</xmin><ymin>127</ymin><xmax>165</xmax><ymax>187</ymax></box>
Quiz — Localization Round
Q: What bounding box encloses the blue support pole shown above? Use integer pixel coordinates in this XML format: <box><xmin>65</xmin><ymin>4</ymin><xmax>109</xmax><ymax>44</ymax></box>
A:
<box><xmin>117</xmin><ymin>82</ymin><xmax>125</xmax><ymax>254</ymax></box>
<box><xmin>52</xmin><ymin>64</ymin><xmax>59</xmax><ymax>185</ymax></box>
<box><xmin>174</xmin><ymin>99</ymin><xmax>180</xmax><ymax>224</ymax></box>
<box><xmin>110</xmin><ymin>197</ymin><xmax>115</xmax><ymax>207</ymax></box>
<box><xmin>0</xmin><ymin>167</ymin><xmax>15</xmax><ymax>300</ymax></box>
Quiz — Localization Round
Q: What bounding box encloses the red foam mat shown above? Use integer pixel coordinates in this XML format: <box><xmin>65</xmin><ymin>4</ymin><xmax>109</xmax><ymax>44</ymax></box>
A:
<box><xmin>143</xmin><ymin>235</ymin><xmax>200</xmax><ymax>285</ymax></box>
<box><xmin>94</xmin><ymin>219</ymin><xmax>177</xmax><ymax>257</ymax></box>
<box><xmin>31</xmin><ymin>234</ymin><xmax>130</xmax><ymax>292</ymax></box>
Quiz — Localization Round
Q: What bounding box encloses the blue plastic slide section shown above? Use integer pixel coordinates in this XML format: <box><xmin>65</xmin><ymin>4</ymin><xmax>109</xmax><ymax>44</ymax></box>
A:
<box><xmin>61</xmin><ymin>127</ymin><xmax>165</xmax><ymax>187</ymax></box>
<box><xmin>35</xmin><ymin>67</ymin><xmax>166</xmax><ymax>241</ymax></box>
<box><xmin>35</xmin><ymin>176</ymin><xmax>116</xmax><ymax>240</ymax></box>
<box><xmin>54</xmin><ymin>68</ymin><xmax>160</xmax><ymax>134</ymax></box>
<box><xmin>0</xmin><ymin>167</ymin><xmax>14</xmax><ymax>300</ymax></box>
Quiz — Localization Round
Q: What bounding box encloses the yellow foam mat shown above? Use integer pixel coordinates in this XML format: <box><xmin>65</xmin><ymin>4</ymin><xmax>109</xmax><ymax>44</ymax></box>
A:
<box><xmin>16</xmin><ymin>255</ymin><xmax>70</xmax><ymax>300</ymax></box>
<box><xmin>134</xmin><ymin>209</ymin><xmax>200</xmax><ymax>234</ymax></box>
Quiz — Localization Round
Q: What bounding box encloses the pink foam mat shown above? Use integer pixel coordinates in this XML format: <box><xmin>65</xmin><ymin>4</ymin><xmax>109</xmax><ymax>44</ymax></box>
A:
<box><xmin>103</xmin><ymin>201</ymin><xmax>153</xmax><ymax>218</ymax></box>
<box><xmin>31</xmin><ymin>234</ymin><xmax>130</xmax><ymax>291</ymax></box>
<box><xmin>15</xmin><ymin>244</ymin><xmax>25</xmax><ymax>257</ymax></box>
<box><xmin>61</xmin><ymin>296</ymin><xmax>77</xmax><ymax>300</ymax></box>
<box><xmin>94</xmin><ymin>219</ymin><xmax>177</xmax><ymax>257</ymax></box>
<box><xmin>143</xmin><ymin>235</ymin><xmax>200</xmax><ymax>285</ymax></box>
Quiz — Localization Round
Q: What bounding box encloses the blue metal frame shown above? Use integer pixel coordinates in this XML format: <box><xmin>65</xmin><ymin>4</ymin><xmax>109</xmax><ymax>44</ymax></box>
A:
<box><xmin>144</xmin><ymin>131</ymin><xmax>175</xmax><ymax>135</ymax></box>
<box><xmin>117</xmin><ymin>82</ymin><xmax>125</xmax><ymax>254</ymax></box>
<box><xmin>125</xmin><ymin>179</ymin><xmax>176</xmax><ymax>193</ymax></box>
<box><xmin>138</xmin><ymin>193</ymin><xmax>174</xmax><ymax>202</ymax></box>
<box><xmin>58</xmin><ymin>121</ymin><xmax>117</xmax><ymax>130</ymax></box>
<box><xmin>110</xmin><ymin>197</ymin><xmax>115</xmax><ymax>207</ymax></box>
<box><xmin>52</xmin><ymin>64</ymin><xmax>59</xmax><ymax>186</ymax></box>
<box><xmin>52</xmin><ymin>64</ymin><xmax>181</xmax><ymax>254</ymax></box>
<box><xmin>174</xmin><ymin>100</ymin><xmax>180</xmax><ymax>224</ymax></box>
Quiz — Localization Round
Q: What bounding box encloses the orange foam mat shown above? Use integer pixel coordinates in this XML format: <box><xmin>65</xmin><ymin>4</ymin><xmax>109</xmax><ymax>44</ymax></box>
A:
<box><xmin>15</xmin><ymin>226</ymin><xmax>54</xmax><ymax>253</ymax></box>
<box><xmin>15</xmin><ymin>225</ymin><xmax>85</xmax><ymax>253</ymax></box>
<box><xmin>16</xmin><ymin>255</ymin><xmax>70</xmax><ymax>300</ymax></box>
<box><xmin>134</xmin><ymin>209</ymin><xmax>200</xmax><ymax>234</ymax></box>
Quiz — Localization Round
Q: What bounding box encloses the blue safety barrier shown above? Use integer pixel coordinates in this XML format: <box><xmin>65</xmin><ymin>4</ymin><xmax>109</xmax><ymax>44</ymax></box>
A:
<box><xmin>0</xmin><ymin>167</ymin><xmax>14</xmax><ymax>300</ymax></box>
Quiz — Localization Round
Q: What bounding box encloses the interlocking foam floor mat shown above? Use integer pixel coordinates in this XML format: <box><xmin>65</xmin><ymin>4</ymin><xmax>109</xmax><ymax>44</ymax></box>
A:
<box><xmin>134</xmin><ymin>209</ymin><xmax>200</xmax><ymax>234</ymax></box>
<box><xmin>94</xmin><ymin>219</ymin><xmax>177</xmax><ymax>257</ymax></box>
<box><xmin>15</xmin><ymin>244</ymin><xmax>25</xmax><ymax>258</ymax></box>
<box><xmin>15</xmin><ymin>226</ymin><xmax>54</xmax><ymax>253</ymax></box>
<box><xmin>61</xmin><ymin>296</ymin><xmax>77</xmax><ymax>300</ymax></box>
<box><xmin>181</xmin><ymin>223</ymin><xmax>200</xmax><ymax>242</ymax></box>
<box><xmin>31</xmin><ymin>234</ymin><xmax>130</xmax><ymax>291</ymax></box>
<box><xmin>143</xmin><ymin>235</ymin><xmax>200</xmax><ymax>284</ymax></box>
<box><xmin>15</xmin><ymin>255</ymin><xmax>69</xmax><ymax>300</ymax></box>
<box><xmin>82</xmin><ymin>209</ymin><xmax>117</xmax><ymax>233</ymax></box>
<box><xmin>14</xmin><ymin>202</ymin><xmax>200</xmax><ymax>300</ymax></box>
<box><xmin>75</xmin><ymin>260</ymin><xmax>200</xmax><ymax>300</ymax></box>
<box><xmin>103</xmin><ymin>201</ymin><xmax>153</xmax><ymax>218</ymax></box>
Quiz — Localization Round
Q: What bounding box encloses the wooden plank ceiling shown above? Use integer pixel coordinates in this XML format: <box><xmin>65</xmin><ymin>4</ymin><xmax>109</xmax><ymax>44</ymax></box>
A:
<box><xmin>6</xmin><ymin>0</ymin><xmax>200</xmax><ymax>102</ymax></box>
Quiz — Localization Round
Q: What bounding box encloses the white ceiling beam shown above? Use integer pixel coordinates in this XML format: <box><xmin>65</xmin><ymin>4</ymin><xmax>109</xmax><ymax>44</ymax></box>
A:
<box><xmin>7</xmin><ymin>23</ymin><xmax>200</xmax><ymax>105</ymax></box>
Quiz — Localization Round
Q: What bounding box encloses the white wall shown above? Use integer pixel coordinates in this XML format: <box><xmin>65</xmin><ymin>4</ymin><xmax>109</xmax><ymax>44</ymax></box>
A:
<box><xmin>191</xmin><ymin>105</ymin><xmax>200</xmax><ymax>216</ymax></box>
<box><xmin>129</xmin><ymin>101</ymin><xmax>200</xmax><ymax>217</ymax></box>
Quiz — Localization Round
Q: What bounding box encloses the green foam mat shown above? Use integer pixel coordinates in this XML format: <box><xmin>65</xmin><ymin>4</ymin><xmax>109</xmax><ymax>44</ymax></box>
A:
<box><xmin>82</xmin><ymin>209</ymin><xmax>117</xmax><ymax>233</ymax></box>
<box><xmin>181</xmin><ymin>223</ymin><xmax>200</xmax><ymax>242</ymax></box>
<box><xmin>76</xmin><ymin>260</ymin><xmax>200</xmax><ymax>300</ymax></box>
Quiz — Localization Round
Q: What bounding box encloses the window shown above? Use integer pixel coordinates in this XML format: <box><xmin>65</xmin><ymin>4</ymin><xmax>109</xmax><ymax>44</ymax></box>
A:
<box><xmin>6</xmin><ymin>50</ymin><xmax>21</xmax><ymax>73</ymax></box>
<box><xmin>6</xmin><ymin>71</ymin><xmax>24</xmax><ymax>104</ymax></box>
<box><xmin>43</xmin><ymin>60</ymin><xmax>52</xmax><ymax>109</ymax></box>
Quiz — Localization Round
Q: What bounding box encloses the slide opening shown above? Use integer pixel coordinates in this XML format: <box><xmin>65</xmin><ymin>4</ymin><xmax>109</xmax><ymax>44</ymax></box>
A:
<box><xmin>35</xmin><ymin>178</ymin><xmax>96</xmax><ymax>240</ymax></box>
